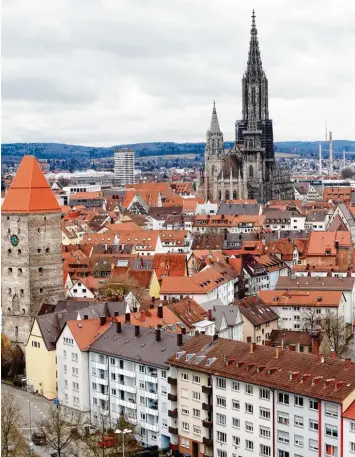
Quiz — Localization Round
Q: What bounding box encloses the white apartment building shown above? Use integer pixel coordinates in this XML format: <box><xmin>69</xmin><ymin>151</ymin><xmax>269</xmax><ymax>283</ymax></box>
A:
<box><xmin>264</xmin><ymin>211</ymin><xmax>306</xmax><ymax>232</ymax></box>
<box><xmin>88</xmin><ymin>323</ymin><xmax>186</xmax><ymax>450</ymax></box>
<box><xmin>168</xmin><ymin>335</ymin><xmax>355</xmax><ymax>457</ymax></box>
<box><xmin>114</xmin><ymin>149</ymin><xmax>135</xmax><ymax>185</ymax></box>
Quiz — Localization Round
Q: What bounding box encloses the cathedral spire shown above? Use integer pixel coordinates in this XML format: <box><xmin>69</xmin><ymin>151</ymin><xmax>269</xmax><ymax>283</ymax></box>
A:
<box><xmin>209</xmin><ymin>100</ymin><xmax>221</xmax><ymax>133</ymax></box>
<box><xmin>246</xmin><ymin>10</ymin><xmax>263</xmax><ymax>79</ymax></box>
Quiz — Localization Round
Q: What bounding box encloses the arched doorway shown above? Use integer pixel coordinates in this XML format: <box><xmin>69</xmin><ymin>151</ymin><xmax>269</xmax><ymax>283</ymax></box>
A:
<box><xmin>233</xmin><ymin>190</ymin><xmax>237</xmax><ymax>200</ymax></box>
<box><xmin>225</xmin><ymin>190</ymin><xmax>230</xmax><ymax>201</ymax></box>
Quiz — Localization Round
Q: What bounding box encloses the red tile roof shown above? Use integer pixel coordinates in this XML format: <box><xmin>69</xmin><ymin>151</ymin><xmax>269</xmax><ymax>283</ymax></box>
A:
<box><xmin>343</xmin><ymin>400</ymin><xmax>355</xmax><ymax>419</ymax></box>
<box><xmin>2</xmin><ymin>156</ymin><xmax>61</xmax><ymax>214</ymax></box>
<box><xmin>153</xmin><ymin>253</ymin><xmax>186</xmax><ymax>280</ymax></box>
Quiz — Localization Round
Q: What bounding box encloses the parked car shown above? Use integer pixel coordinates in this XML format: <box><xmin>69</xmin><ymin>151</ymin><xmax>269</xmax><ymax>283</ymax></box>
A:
<box><xmin>98</xmin><ymin>435</ymin><xmax>117</xmax><ymax>448</ymax></box>
<box><xmin>31</xmin><ymin>432</ymin><xmax>46</xmax><ymax>446</ymax></box>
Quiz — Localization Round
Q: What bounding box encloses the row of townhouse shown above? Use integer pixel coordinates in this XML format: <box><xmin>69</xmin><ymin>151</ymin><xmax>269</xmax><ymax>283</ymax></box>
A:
<box><xmin>168</xmin><ymin>334</ymin><xmax>355</xmax><ymax>457</ymax></box>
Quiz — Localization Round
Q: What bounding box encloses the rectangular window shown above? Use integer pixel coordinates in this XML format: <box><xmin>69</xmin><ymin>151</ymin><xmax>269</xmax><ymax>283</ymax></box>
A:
<box><xmin>139</xmin><ymin>365</ymin><xmax>145</xmax><ymax>373</ymax></box>
<box><xmin>295</xmin><ymin>395</ymin><xmax>304</xmax><ymax>407</ymax></box>
<box><xmin>192</xmin><ymin>375</ymin><xmax>200</xmax><ymax>384</ymax></box>
<box><xmin>110</xmin><ymin>357</ymin><xmax>115</xmax><ymax>365</ymax></box>
<box><xmin>181</xmin><ymin>407</ymin><xmax>189</xmax><ymax>415</ymax></box>
<box><xmin>140</xmin><ymin>396</ymin><xmax>145</xmax><ymax>405</ymax></box>
<box><xmin>192</xmin><ymin>391</ymin><xmax>200</xmax><ymax>401</ymax></box>
<box><xmin>232</xmin><ymin>436</ymin><xmax>240</xmax><ymax>447</ymax></box>
<box><xmin>278</xmin><ymin>430</ymin><xmax>290</xmax><ymax>444</ymax></box>
<box><xmin>277</xmin><ymin>411</ymin><xmax>289</xmax><ymax>425</ymax></box>
<box><xmin>182</xmin><ymin>422</ymin><xmax>189</xmax><ymax>431</ymax></box>
<box><xmin>325</xmin><ymin>403</ymin><xmax>338</xmax><ymax>418</ymax></box>
<box><xmin>232</xmin><ymin>399</ymin><xmax>240</xmax><ymax>410</ymax></box>
<box><xmin>260</xmin><ymin>426</ymin><xmax>271</xmax><ymax>439</ymax></box>
<box><xmin>325</xmin><ymin>444</ymin><xmax>338</xmax><ymax>456</ymax></box>
<box><xmin>111</xmin><ymin>373</ymin><xmax>116</xmax><ymax>381</ymax></box>
<box><xmin>351</xmin><ymin>442</ymin><xmax>355</xmax><ymax>453</ymax></box>
<box><xmin>217</xmin><ymin>451</ymin><xmax>227</xmax><ymax>457</ymax></box>
<box><xmin>245</xmin><ymin>403</ymin><xmax>253</xmax><ymax>414</ymax></box>
<box><xmin>246</xmin><ymin>440</ymin><xmax>253</xmax><ymax>450</ymax></box>
<box><xmin>161</xmin><ymin>385</ymin><xmax>167</xmax><ymax>395</ymax></box>
<box><xmin>260</xmin><ymin>388</ymin><xmax>270</xmax><ymax>400</ymax></box>
<box><xmin>216</xmin><ymin>377</ymin><xmax>226</xmax><ymax>389</ymax></box>
<box><xmin>232</xmin><ymin>417</ymin><xmax>240</xmax><ymax>428</ymax></box>
<box><xmin>310</xmin><ymin>399</ymin><xmax>319</xmax><ymax>410</ymax></box>
<box><xmin>260</xmin><ymin>407</ymin><xmax>271</xmax><ymax>420</ymax></box>
<box><xmin>181</xmin><ymin>388</ymin><xmax>189</xmax><ymax>399</ymax></box>
<box><xmin>161</xmin><ymin>370</ymin><xmax>167</xmax><ymax>379</ymax></box>
<box><xmin>181</xmin><ymin>372</ymin><xmax>189</xmax><ymax>381</ymax></box>
<box><xmin>294</xmin><ymin>415</ymin><xmax>304</xmax><ymax>427</ymax></box>
<box><xmin>232</xmin><ymin>381</ymin><xmax>240</xmax><ymax>391</ymax></box>
<box><xmin>278</xmin><ymin>452</ymin><xmax>290</xmax><ymax>457</ymax></box>
<box><xmin>139</xmin><ymin>381</ymin><xmax>145</xmax><ymax>389</ymax></box>
<box><xmin>111</xmin><ymin>388</ymin><xmax>116</xmax><ymax>396</ymax></box>
<box><xmin>217</xmin><ymin>396</ymin><xmax>226</xmax><ymax>408</ymax></box>
<box><xmin>278</xmin><ymin>392</ymin><xmax>289</xmax><ymax>405</ymax></box>
<box><xmin>193</xmin><ymin>408</ymin><xmax>200</xmax><ymax>418</ymax></box>
<box><xmin>325</xmin><ymin>424</ymin><xmax>338</xmax><ymax>438</ymax></box>
<box><xmin>140</xmin><ymin>413</ymin><xmax>146</xmax><ymax>421</ymax></box>
<box><xmin>310</xmin><ymin>419</ymin><xmax>319</xmax><ymax>431</ymax></box>
<box><xmin>245</xmin><ymin>422</ymin><xmax>253</xmax><ymax>432</ymax></box>
<box><xmin>193</xmin><ymin>426</ymin><xmax>201</xmax><ymax>435</ymax></box>
<box><xmin>351</xmin><ymin>422</ymin><xmax>355</xmax><ymax>432</ymax></box>
<box><xmin>217</xmin><ymin>431</ymin><xmax>227</xmax><ymax>443</ymax></box>
<box><xmin>295</xmin><ymin>435</ymin><xmax>304</xmax><ymax>447</ymax></box>
<box><xmin>260</xmin><ymin>444</ymin><xmax>271</xmax><ymax>456</ymax></box>
<box><xmin>245</xmin><ymin>384</ymin><xmax>253</xmax><ymax>395</ymax></box>
<box><xmin>309</xmin><ymin>439</ymin><xmax>319</xmax><ymax>451</ymax></box>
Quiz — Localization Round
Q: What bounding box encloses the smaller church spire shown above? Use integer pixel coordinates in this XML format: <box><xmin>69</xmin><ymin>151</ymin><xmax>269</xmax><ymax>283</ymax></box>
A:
<box><xmin>209</xmin><ymin>101</ymin><xmax>221</xmax><ymax>133</ymax></box>
<box><xmin>246</xmin><ymin>9</ymin><xmax>263</xmax><ymax>78</ymax></box>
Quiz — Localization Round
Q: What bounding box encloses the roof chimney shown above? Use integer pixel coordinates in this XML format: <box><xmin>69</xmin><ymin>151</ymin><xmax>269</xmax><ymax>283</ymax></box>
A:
<box><xmin>125</xmin><ymin>312</ymin><xmax>130</xmax><ymax>323</ymax></box>
<box><xmin>275</xmin><ymin>346</ymin><xmax>281</xmax><ymax>359</ymax></box>
<box><xmin>100</xmin><ymin>316</ymin><xmax>106</xmax><ymax>326</ymax></box>
<box><xmin>116</xmin><ymin>322</ymin><xmax>122</xmax><ymax>333</ymax></box>
<box><xmin>114</xmin><ymin>311</ymin><xmax>119</xmax><ymax>317</ymax></box>
<box><xmin>133</xmin><ymin>307</ymin><xmax>138</xmax><ymax>313</ymax></box>
<box><xmin>288</xmin><ymin>344</ymin><xmax>296</xmax><ymax>352</ymax></box>
<box><xmin>135</xmin><ymin>325</ymin><xmax>140</xmax><ymax>337</ymax></box>
<box><xmin>265</xmin><ymin>339</ymin><xmax>271</xmax><ymax>347</ymax></box>
<box><xmin>177</xmin><ymin>333</ymin><xmax>183</xmax><ymax>347</ymax></box>
<box><xmin>83</xmin><ymin>315</ymin><xmax>89</xmax><ymax>320</ymax></box>
<box><xmin>150</xmin><ymin>303</ymin><xmax>155</xmax><ymax>309</ymax></box>
<box><xmin>181</xmin><ymin>327</ymin><xmax>186</xmax><ymax>335</ymax></box>
<box><xmin>345</xmin><ymin>358</ymin><xmax>352</xmax><ymax>369</ymax></box>
<box><xmin>155</xmin><ymin>328</ymin><xmax>161</xmax><ymax>342</ymax></box>
<box><xmin>157</xmin><ymin>304</ymin><xmax>163</xmax><ymax>319</ymax></box>
<box><xmin>311</xmin><ymin>332</ymin><xmax>320</xmax><ymax>355</ymax></box>
<box><xmin>330</xmin><ymin>350</ymin><xmax>336</xmax><ymax>359</ymax></box>
<box><xmin>213</xmin><ymin>334</ymin><xmax>218</xmax><ymax>342</ymax></box>
<box><xmin>250</xmin><ymin>342</ymin><xmax>256</xmax><ymax>353</ymax></box>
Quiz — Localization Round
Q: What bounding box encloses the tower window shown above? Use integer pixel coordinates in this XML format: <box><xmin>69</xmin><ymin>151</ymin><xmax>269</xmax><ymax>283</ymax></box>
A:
<box><xmin>8</xmin><ymin>288</ymin><xmax>11</xmax><ymax>295</ymax></box>
<box><xmin>8</xmin><ymin>268</ymin><xmax>12</xmax><ymax>274</ymax></box>
<box><xmin>8</xmin><ymin>228</ymin><xmax>10</xmax><ymax>234</ymax></box>
<box><xmin>22</xmin><ymin>309</ymin><xmax>25</xmax><ymax>315</ymax></box>
<box><xmin>8</xmin><ymin>249</ymin><xmax>12</xmax><ymax>255</ymax></box>
<box><xmin>46</xmin><ymin>248</ymin><xmax>50</xmax><ymax>254</ymax></box>
<box><xmin>20</xmin><ymin>289</ymin><xmax>24</xmax><ymax>295</ymax></box>
<box><xmin>249</xmin><ymin>165</ymin><xmax>254</xmax><ymax>178</ymax></box>
<box><xmin>37</xmin><ymin>248</ymin><xmax>41</xmax><ymax>253</ymax></box>
<box><xmin>18</xmin><ymin>249</ymin><xmax>21</xmax><ymax>254</ymax></box>
<box><xmin>40</xmin><ymin>288</ymin><xmax>43</xmax><ymax>293</ymax></box>
<box><xmin>7</xmin><ymin>308</ymin><xmax>11</xmax><ymax>313</ymax></box>
<box><xmin>44</xmin><ymin>216</ymin><xmax>47</xmax><ymax>221</ymax></box>
<box><xmin>38</xmin><ymin>228</ymin><xmax>41</xmax><ymax>233</ymax></box>
<box><xmin>39</xmin><ymin>267</ymin><xmax>43</xmax><ymax>274</ymax></box>
<box><xmin>7</xmin><ymin>216</ymin><xmax>10</xmax><ymax>220</ymax></box>
<box><xmin>18</xmin><ymin>268</ymin><xmax>23</xmax><ymax>275</ymax></box>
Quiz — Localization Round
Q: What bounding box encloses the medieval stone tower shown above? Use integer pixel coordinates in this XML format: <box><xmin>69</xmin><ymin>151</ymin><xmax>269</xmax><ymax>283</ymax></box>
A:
<box><xmin>1</xmin><ymin>156</ymin><xmax>64</xmax><ymax>345</ymax></box>
<box><xmin>203</xmin><ymin>11</ymin><xmax>293</xmax><ymax>203</ymax></box>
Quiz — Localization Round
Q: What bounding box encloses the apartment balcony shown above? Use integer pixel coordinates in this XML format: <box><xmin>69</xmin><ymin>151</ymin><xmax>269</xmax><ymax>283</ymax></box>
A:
<box><xmin>118</xmin><ymin>368</ymin><xmax>136</xmax><ymax>378</ymax></box>
<box><xmin>145</xmin><ymin>422</ymin><xmax>159</xmax><ymax>433</ymax></box>
<box><xmin>168</xmin><ymin>409</ymin><xmax>178</xmax><ymax>418</ymax></box>
<box><xmin>167</xmin><ymin>377</ymin><xmax>177</xmax><ymax>386</ymax></box>
<box><xmin>144</xmin><ymin>406</ymin><xmax>159</xmax><ymax>417</ymax></box>
<box><xmin>168</xmin><ymin>426</ymin><xmax>178</xmax><ymax>435</ymax></box>
<box><xmin>144</xmin><ymin>374</ymin><xmax>158</xmax><ymax>384</ymax></box>
<box><xmin>117</xmin><ymin>399</ymin><xmax>136</xmax><ymax>409</ymax></box>
<box><xmin>145</xmin><ymin>390</ymin><xmax>158</xmax><ymax>400</ymax></box>
<box><xmin>97</xmin><ymin>392</ymin><xmax>109</xmax><ymax>401</ymax></box>
<box><xmin>91</xmin><ymin>361</ymin><xmax>107</xmax><ymax>371</ymax></box>
<box><xmin>203</xmin><ymin>437</ymin><xmax>213</xmax><ymax>447</ymax></box>
<box><xmin>126</xmin><ymin>416</ymin><xmax>137</xmax><ymax>426</ymax></box>
<box><xmin>202</xmin><ymin>403</ymin><xmax>212</xmax><ymax>412</ymax></box>
<box><xmin>202</xmin><ymin>385</ymin><xmax>212</xmax><ymax>395</ymax></box>
<box><xmin>168</xmin><ymin>393</ymin><xmax>177</xmax><ymax>402</ymax></box>
<box><xmin>119</xmin><ymin>384</ymin><xmax>136</xmax><ymax>394</ymax></box>
<box><xmin>202</xmin><ymin>419</ymin><xmax>213</xmax><ymax>429</ymax></box>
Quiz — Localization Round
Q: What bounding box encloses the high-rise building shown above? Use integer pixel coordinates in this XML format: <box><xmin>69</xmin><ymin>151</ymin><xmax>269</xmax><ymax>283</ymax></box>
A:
<box><xmin>1</xmin><ymin>156</ymin><xmax>64</xmax><ymax>345</ymax></box>
<box><xmin>203</xmin><ymin>11</ymin><xmax>293</xmax><ymax>203</ymax></box>
<box><xmin>114</xmin><ymin>148</ymin><xmax>135</xmax><ymax>185</ymax></box>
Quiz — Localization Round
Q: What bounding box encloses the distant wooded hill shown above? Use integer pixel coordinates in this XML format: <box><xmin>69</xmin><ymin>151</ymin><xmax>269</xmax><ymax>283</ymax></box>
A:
<box><xmin>2</xmin><ymin>140</ymin><xmax>355</xmax><ymax>160</ymax></box>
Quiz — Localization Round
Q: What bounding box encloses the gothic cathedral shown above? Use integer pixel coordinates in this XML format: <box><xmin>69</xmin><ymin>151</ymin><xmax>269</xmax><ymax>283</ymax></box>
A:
<box><xmin>203</xmin><ymin>11</ymin><xmax>293</xmax><ymax>203</ymax></box>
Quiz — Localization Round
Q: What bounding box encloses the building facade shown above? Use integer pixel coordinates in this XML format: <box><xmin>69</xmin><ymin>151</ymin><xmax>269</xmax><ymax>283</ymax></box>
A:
<box><xmin>202</xmin><ymin>11</ymin><xmax>293</xmax><ymax>204</ymax></box>
<box><xmin>1</xmin><ymin>156</ymin><xmax>63</xmax><ymax>345</ymax></box>
<box><xmin>114</xmin><ymin>149</ymin><xmax>135</xmax><ymax>185</ymax></box>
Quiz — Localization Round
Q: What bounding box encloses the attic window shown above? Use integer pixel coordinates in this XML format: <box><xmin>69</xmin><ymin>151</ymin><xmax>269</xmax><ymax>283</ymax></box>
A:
<box><xmin>195</xmin><ymin>356</ymin><xmax>206</xmax><ymax>364</ymax></box>
<box><xmin>176</xmin><ymin>351</ymin><xmax>186</xmax><ymax>360</ymax></box>
<box><xmin>186</xmin><ymin>353</ymin><xmax>195</xmax><ymax>361</ymax></box>
<box><xmin>206</xmin><ymin>357</ymin><xmax>217</xmax><ymax>366</ymax></box>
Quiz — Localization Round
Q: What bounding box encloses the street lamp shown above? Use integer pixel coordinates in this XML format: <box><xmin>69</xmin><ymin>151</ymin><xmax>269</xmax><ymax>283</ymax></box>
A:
<box><xmin>115</xmin><ymin>428</ymin><xmax>132</xmax><ymax>457</ymax></box>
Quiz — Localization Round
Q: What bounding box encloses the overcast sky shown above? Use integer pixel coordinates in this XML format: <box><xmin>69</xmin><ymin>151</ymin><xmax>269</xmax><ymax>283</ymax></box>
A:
<box><xmin>2</xmin><ymin>0</ymin><xmax>355</xmax><ymax>146</ymax></box>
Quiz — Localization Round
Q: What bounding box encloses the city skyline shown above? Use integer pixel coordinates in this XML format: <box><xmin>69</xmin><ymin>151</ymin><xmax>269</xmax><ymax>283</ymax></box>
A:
<box><xmin>2</xmin><ymin>0</ymin><xmax>354</xmax><ymax>146</ymax></box>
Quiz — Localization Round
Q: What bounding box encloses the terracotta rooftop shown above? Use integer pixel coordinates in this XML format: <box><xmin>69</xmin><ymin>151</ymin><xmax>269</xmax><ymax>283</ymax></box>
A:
<box><xmin>343</xmin><ymin>400</ymin><xmax>355</xmax><ymax>419</ymax></box>
<box><xmin>168</xmin><ymin>335</ymin><xmax>355</xmax><ymax>403</ymax></box>
<box><xmin>2</xmin><ymin>156</ymin><xmax>61</xmax><ymax>214</ymax></box>
<box><xmin>307</xmin><ymin>231</ymin><xmax>350</xmax><ymax>256</ymax></box>
<box><xmin>259</xmin><ymin>289</ymin><xmax>343</xmax><ymax>308</ymax></box>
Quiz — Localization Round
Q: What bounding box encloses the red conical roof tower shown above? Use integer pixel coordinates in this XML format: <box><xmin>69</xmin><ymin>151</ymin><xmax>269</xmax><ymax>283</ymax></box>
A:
<box><xmin>2</xmin><ymin>155</ymin><xmax>61</xmax><ymax>213</ymax></box>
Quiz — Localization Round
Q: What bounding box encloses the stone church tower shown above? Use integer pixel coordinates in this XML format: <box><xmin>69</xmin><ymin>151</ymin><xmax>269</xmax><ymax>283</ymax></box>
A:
<box><xmin>2</xmin><ymin>156</ymin><xmax>64</xmax><ymax>345</ymax></box>
<box><xmin>203</xmin><ymin>11</ymin><xmax>293</xmax><ymax>203</ymax></box>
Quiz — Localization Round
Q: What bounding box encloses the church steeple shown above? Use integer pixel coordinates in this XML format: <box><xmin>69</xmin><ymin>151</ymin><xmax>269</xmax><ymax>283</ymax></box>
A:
<box><xmin>242</xmin><ymin>10</ymin><xmax>269</xmax><ymax>121</ymax></box>
<box><xmin>246</xmin><ymin>10</ymin><xmax>263</xmax><ymax>79</ymax></box>
<box><xmin>210</xmin><ymin>100</ymin><xmax>221</xmax><ymax>133</ymax></box>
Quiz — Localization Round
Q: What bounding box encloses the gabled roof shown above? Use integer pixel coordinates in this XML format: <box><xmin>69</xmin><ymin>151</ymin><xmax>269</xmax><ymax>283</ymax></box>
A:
<box><xmin>234</xmin><ymin>296</ymin><xmax>279</xmax><ymax>326</ymax></box>
<box><xmin>2</xmin><ymin>156</ymin><xmax>61</xmax><ymax>214</ymax></box>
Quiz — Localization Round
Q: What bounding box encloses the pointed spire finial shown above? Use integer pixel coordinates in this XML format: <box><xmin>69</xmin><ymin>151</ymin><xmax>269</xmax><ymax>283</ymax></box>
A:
<box><xmin>209</xmin><ymin>101</ymin><xmax>221</xmax><ymax>133</ymax></box>
<box><xmin>252</xmin><ymin>9</ymin><xmax>256</xmax><ymax>27</ymax></box>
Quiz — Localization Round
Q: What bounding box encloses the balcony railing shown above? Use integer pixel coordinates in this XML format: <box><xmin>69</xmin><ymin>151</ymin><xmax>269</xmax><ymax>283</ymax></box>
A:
<box><xmin>168</xmin><ymin>409</ymin><xmax>178</xmax><ymax>418</ymax></box>
<box><xmin>202</xmin><ymin>385</ymin><xmax>212</xmax><ymax>395</ymax></box>
<box><xmin>202</xmin><ymin>419</ymin><xmax>213</xmax><ymax>429</ymax></box>
<box><xmin>203</xmin><ymin>437</ymin><xmax>213</xmax><ymax>447</ymax></box>
<box><xmin>167</xmin><ymin>377</ymin><xmax>177</xmax><ymax>386</ymax></box>
<box><xmin>202</xmin><ymin>403</ymin><xmax>212</xmax><ymax>412</ymax></box>
<box><xmin>168</xmin><ymin>393</ymin><xmax>177</xmax><ymax>402</ymax></box>
<box><xmin>168</xmin><ymin>426</ymin><xmax>178</xmax><ymax>435</ymax></box>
